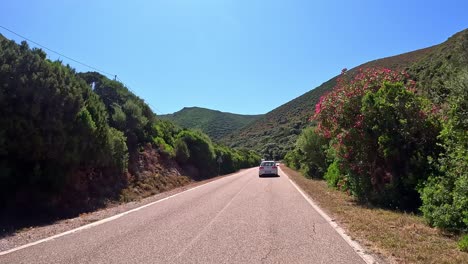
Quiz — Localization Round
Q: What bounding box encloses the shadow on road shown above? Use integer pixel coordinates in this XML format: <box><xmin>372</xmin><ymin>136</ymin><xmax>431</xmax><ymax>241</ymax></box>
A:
<box><xmin>259</xmin><ymin>174</ymin><xmax>280</xmax><ymax>178</ymax></box>
<box><xmin>0</xmin><ymin>204</ymin><xmax>105</xmax><ymax>239</ymax></box>
<box><xmin>0</xmin><ymin>211</ymin><xmax>63</xmax><ymax>239</ymax></box>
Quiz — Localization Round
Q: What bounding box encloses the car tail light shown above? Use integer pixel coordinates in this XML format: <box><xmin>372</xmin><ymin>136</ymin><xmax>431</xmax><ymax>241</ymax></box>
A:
<box><xmin>272</xmin><ymin>166</ymin><xmax>277</xmax><ymax>169</ymax></box>
<box><xmin>259</xmin><ymin>166</ymin><xmax>264</xmax><ymax>170</ymax></box>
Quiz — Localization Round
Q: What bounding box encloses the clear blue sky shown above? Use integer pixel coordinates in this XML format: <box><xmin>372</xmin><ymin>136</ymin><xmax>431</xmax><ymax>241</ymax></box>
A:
<box><xmin>1</xmin><ymin>1</ymin><xmax>467</xmax><ymax>115</ymax></box>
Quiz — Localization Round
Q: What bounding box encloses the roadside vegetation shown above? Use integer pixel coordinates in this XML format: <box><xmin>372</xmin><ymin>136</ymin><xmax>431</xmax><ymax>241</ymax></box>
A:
<box><xmin>285</xmin><ymin>28</ymin><xmax>468</xmax><ymax>257</ymax></box>
<box><xmin>0</xmin><ymin>35</ymin><xmax>260</xmax><ymax>223</ymax></box>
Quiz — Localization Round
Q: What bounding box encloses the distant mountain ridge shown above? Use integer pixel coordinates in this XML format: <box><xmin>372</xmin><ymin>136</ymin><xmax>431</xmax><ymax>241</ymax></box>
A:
<box><xmin>222</xmin><ymin>29</ymin><xmax>467</xmax><ymax>160</ymax></box>
<box><xmin>159</xmin><ymin>107</ymin><xmax>263</xmax><ymax>141</ymax></box>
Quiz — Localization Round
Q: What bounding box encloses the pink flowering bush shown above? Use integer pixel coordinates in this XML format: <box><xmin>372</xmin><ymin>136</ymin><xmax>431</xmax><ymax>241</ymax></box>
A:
<box><xmin>314</xmin><ymin>68</ymin><xmax>440</xmax><ymax>209</ymax></box>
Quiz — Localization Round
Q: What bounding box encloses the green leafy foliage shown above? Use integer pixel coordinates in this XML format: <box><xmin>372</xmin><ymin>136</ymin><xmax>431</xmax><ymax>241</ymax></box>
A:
<box><xmin>283</xmin><ymin>150</ymin><xmax>300</xmax><ymax>170</ymax></box>
<box><xmin>175</xmin><ymin>138</ymin><xmax>190</xmax><ymax>164</ymax></box>
<box><xmin>78</xmin><ymin>72</ymin><xmax>156</xmax><ymax>148</ymax></box>
<box><xmin>360</xmin><ymin>82</ymin><xmax>440</xmax><ymax>208</ymax></box>
<box><xmin>419</xmin><ymin>70</ymin><xmax>468</xmax><ymax>230</ymax></box>
<box><xmin>176</xmin><ymin>130</ymin><xmax>216</xmax><ymax>175</ymax></box>
<box><xmin>284</xmin><ymin>127</ymin><xmax>329</xmax><ymax>178</ymax></box>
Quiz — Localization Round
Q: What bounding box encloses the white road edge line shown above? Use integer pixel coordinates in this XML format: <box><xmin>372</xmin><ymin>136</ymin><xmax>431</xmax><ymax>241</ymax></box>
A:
<box><xmin>0</xmin><ymin>168</ymin><xmax>254</xmax><ymax>256</ymax></box>
<box><xmin>281</xmin><ymin>168</ymin><xmax>377</xmax><ymax>264</ymax></box>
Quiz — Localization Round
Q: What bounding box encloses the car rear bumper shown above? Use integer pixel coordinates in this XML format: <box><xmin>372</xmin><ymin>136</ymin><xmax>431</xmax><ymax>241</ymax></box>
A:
<box><xmin>259</xmin><ymin>170</ymin><xmax>278</xmax><ymax>176</ymax></box>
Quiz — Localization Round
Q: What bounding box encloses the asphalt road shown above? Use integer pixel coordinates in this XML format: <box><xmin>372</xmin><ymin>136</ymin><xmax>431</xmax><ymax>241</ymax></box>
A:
<box><xmin>0</xmin><ymin>167</ymin><xmax>367</xmax><ymax>264</ymax></box>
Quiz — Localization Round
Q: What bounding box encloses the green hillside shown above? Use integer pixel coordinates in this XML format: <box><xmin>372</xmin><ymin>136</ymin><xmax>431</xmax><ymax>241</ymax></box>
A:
<box><xmin>223</xmin><ymin>29</ymin><xmax>467</xmax><ymax>160</ymax></box>
<box><xmin>160</xmin><ymin>107</ymin><xmax>263</xmax><ymax>141</ymax></box>
<box><xmin>408</xmin><ymin>29</ymin><xmax>468</xmax><ymax>104</ymax></box>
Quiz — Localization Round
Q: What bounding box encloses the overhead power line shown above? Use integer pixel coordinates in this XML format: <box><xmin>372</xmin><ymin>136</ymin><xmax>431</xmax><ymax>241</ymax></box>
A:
<box><xmin>116</xmin><ymin>77</ymin><xmax>164</xmax><ymax>115</ymax></box>
<box><xmin>0</xmin><ymin>25</ymin><xmax>115</xmax><ymax>78</ymax></box>
<box><xmin>0</xmin><ymin>25</ymin><xmax>166</xmax><ymax>115</ymax></box>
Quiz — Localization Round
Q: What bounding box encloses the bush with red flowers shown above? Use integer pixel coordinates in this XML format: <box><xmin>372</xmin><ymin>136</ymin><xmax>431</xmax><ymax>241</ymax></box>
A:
<box><xmin>313</xmin><ymin>68</ymin><xmax>440</xmax><ymax>209</ymax></box>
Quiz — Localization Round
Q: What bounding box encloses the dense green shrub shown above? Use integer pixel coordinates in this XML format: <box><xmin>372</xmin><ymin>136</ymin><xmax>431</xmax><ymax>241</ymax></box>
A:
<box><xmin>176</xmin><ymin>130</ymin><xmax>217</xmax><ymax>176</ymax></box>
<box><xmin>174</xmin><ymin>138</ymin><xmax>190</xmax><ymax>164</ymax></box>
<box><xmin>359</xmin><ymin>82</ymin><xmax>440</xmax><ymax>208</ymax></box>
<box><xmin>420</xmin><ymin>71</ymin><xmax>468</xmax><ymax>230</ymax></box>
<box><xmin>214</xmin><ymin>145</ymin><xmax>237</xmax><ymax>174</ymax></box>
<box><xmin>79</xmin><ymin>72</ymin><xmax>157</xmax><ymax>149</ymax></box>
<box><xmin>295</xmin><ymin>127</ymin><xmax>329</xmax><ymax>178</ymax></box>
<box><xmin>284</xmin><ymin>127</ymin><xmax>329</xmax><ymax>178</ymax></box>
<box><xmin>313</xmin><ymin>68</ymin><xmax>440</xmax><ymax>209</ymax></box>
<box><xmin>153</xmin><ymin>137</ymin><xmax>175</xmax><ymax>157</ymax></box>
<box><xmin>153</xmin><ymin>120</ymin><xmax>179</xmax><ymax>147</ymax></box>
<box><xmin>284</xmin><ymin>150</ymin><xmax>301</xmax><ymax>170</ymax></box>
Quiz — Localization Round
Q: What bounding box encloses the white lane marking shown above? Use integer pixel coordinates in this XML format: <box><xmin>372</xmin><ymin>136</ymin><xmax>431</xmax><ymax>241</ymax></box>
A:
<box><xmin>281</xmin><ymin>168</ymin><xmax>378</xmax><ymax>264</ymax></box>
<box><xmin>0</xmin><ymin>168</ymin><xmax>255</xmax><ymax>256</ymax></box>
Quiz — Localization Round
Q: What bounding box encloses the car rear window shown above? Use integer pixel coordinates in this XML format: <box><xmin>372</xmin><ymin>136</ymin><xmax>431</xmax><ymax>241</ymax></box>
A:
<box><xmin>261</xmin><ymin>162</ymin><xmax>275</xmax><ymax>167</ymax></box>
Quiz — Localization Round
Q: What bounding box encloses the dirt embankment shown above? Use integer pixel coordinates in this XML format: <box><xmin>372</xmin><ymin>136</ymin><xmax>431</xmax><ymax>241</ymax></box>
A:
<box><xmin>120</xmin><ymin>144</ymin><xmax>192</xmax><ymax>202</ymax></box>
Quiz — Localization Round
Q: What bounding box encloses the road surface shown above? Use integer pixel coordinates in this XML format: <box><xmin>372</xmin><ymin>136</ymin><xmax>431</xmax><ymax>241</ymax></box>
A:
<box><xmin>0</xmin><ymin>167</ymin><xmax>367</xmax><ymax>264</ymax></box>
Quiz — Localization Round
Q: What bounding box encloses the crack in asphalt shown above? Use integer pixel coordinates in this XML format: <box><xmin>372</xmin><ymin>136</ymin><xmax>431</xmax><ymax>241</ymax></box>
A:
<box><xmin>260</xmin><ymin>246</ymin><xmax>275</xmax><ymax>263</ymax></box>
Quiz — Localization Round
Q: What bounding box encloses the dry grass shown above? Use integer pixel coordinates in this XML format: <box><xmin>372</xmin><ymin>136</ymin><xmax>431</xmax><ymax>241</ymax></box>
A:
<box><xmin>283</xmin><ymin>166</ymin><xmax>468</xmax><ymax>264</ymax></box>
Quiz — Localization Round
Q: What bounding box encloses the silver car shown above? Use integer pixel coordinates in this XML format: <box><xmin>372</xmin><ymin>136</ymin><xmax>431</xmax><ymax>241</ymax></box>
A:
<box><xmin>259</xmin><ymin>161</ymin><xmax>278</xmax><ymax>177</ymax></box>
